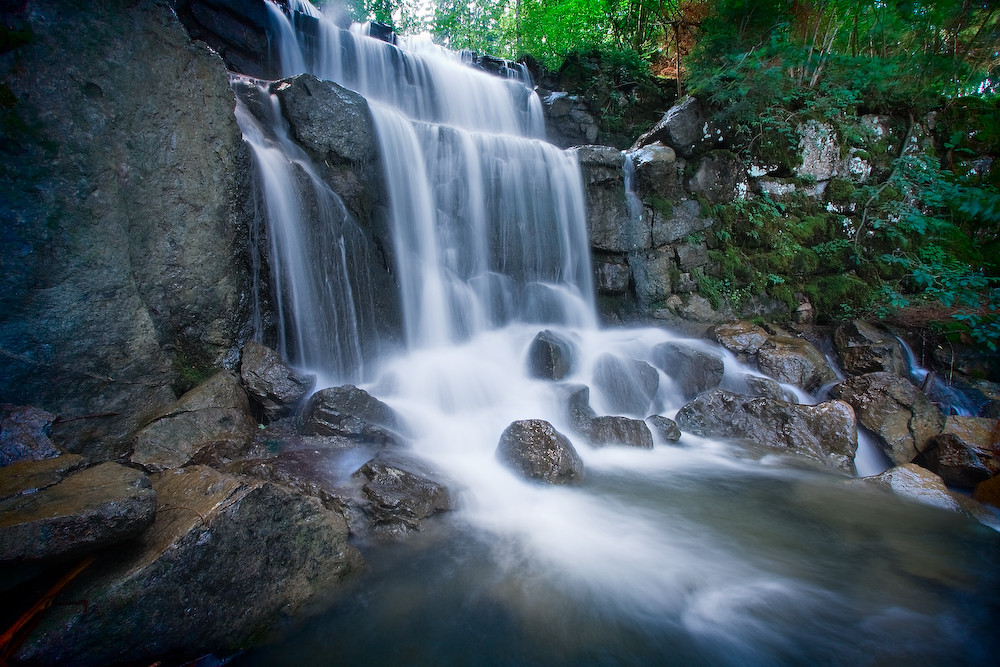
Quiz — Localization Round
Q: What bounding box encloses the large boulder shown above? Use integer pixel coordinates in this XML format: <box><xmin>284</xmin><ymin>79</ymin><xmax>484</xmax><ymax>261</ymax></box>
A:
<box><xmin>0</xmin><ymin>0</ymin><xmax>253</xmax><ymax>452</ymax></box>
<box><xmin>650</xmin><ymin>342</ymin><xmax>725</xmax><ymax>400</ymax></box>
<box><xmin>860</xmin><ymin>464</ymin><xmax>964</xmax><ymax>513</ymax></box>
<box><xmin>239</xmin><ymin>341</ymin><xmax>316</xmax><ymax>421</ymax></box>
<box><xmin>16</xmin><ymin>465</ymin><xmax>364</xmax><ymax>666</ymax></box>
<box><xmin>0</xmin><ymin>462</ymin><xmax>155</xmax><ymax>563</ymax></box>
<box><xmin>0</xmin><ymin>405</ymin><xmax>61</xmax><ymax>467</ymax></box>
<box><xmin>833</xmin><ymin>320</ymin><xmax>906</xmax><ymax>376</ymax></box>
<box><xmin>632</xmin><ymin>96</ymin><xmax>716</xmax><ymax>158</ymax></box>
<box><xmin>300</xmin><ymin>385</ymin><xmax>406</xmax><ymax>446</ymax></box>
<box><xmin>915</xmin><ymin>417</ymin><xmax>1000</xmax><ymax>488</ymax></box>
<box><xmin>527</xmin><ymin>330</ymin><xmax>577</xmax><ymax>381</ymax></box>
<box><xmin>355</xmin><ymin>450</ymin><xmax>454</xmax><ymax>538</ymax></box>
<box><xmin>592</xmin><ymin>353</ymin><xmax>659</xmax><ymax>416</ymax></box>
<box><xmin>757</xmin><ymin>335</ymin><xmax>837</xmax><ymax>392</ymax></box>
<box><xmin>675</xmin><ymin>390</ymin><xmax>858</xmax><ymax>472</ymax></box>
<box><xmin>830</xmin><ymin>372</ymin><xmax>946</xmax><ymax>464</ymax></box>
<box><xmin>496</xmin><ymin>419</ymin><xmax>584</xmax><ymax>485</ymax></box>
<box><xmin>627</xmin><ymin>143</ymin><xmax>681</xmax><ymax>200</ymax></box>
<box><xmin>650</xmin><ymin>199</ymin><xmax>714</xmax><ymax>246</ymax></box>
<box><xmin>130</xmin><ymin>371</ymin><xmax>256</xmax><ymax>472</ymax></box>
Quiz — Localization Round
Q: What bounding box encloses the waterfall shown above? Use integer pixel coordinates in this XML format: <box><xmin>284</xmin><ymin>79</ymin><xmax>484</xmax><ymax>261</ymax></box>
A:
<box><xmin>231</xmin><ymin>3</ymin><xmax>999</xmax><ymax>664</ymax></box>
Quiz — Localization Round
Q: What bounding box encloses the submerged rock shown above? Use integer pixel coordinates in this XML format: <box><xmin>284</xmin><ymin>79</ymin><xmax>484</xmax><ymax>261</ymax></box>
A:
<box><xmin>527</xmin><ymin>330</ymin><xmax>577</xmax><ymax>381</ymax></box>
<box><xmin>592</xmin><ymin>353</ymin><xmax>659</xmax><ymax>416</ymax></box>
<box><xmin>355</xmin><ymin>450</ymin><xmax>454</xmax><ymax>538</ymax></box>
<box><xmin>650</xmin><ymin>342</ymin><xmax>725</xmax><ymax>400</ymax></box>
<box><xmin>496</xmin><ymin>419</ymin><xmax>584</xmax><ymax>485</ymax></box>
<box><xmin>300</xmin><ymin>385</ymin><xmax>406</xmax><ymax>446</ymax></box>
<box><xmin>587</xmin><ymin>416</ymin><xmax>654</xmax><ymax>449</ymax></box>
<box><xmin>830</xmin><ymin>372</ymin><xmax>945</xmax><ymax>465</ymax></box>
<box><xmin>239</xmin><ymin>341</ymin><xmax>316</xmax><ymax>420</ymax></box>
<box><xmin>17</xmin><ymin>465</ymin><xmax>364</xmax><ymax>666</ymax></box>
<box><xmin>0</xmin><ymin>462</ymin><xmax>155</xmax><ymax>563</ymax></box>
<box><xmin>130</xmin><ymin>371</ymin><xmax>256</xmax><ymax>472</ymax></box>
<box><xmin>675</xmin><ymin>390</ymin><xmax>857</xmax><ymax>472</ymax></box>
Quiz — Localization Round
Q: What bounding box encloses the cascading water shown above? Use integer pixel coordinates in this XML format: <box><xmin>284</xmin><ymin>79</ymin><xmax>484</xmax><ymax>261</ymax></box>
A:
<box><xmin>234</xmin><ymin>2</ymin><xmax>1000</xmax><ymax>664</ymax></box>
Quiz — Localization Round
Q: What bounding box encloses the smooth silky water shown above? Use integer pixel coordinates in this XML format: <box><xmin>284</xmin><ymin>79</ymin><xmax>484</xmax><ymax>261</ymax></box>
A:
<box><xmin>234</xmin><ymin>3</ymin><xmax>1000</xmax><ymax>664</ymax></box>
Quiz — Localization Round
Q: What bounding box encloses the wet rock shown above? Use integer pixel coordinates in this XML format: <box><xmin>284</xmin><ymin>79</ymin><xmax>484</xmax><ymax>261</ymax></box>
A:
<box><xmin>496</xmin><ymin>419</ymin><xmax>584</xmax><ymax>485</ymax></box>
<box><xmin>273</xmin><ymin>74</ymin><xmax>377</xmax><ymax>167</ymax></box>
<box><xmin>239</xmin><ymin>341</ymin><xmax>316</xmax><ymax>421</ymax></box>
<box><xmin>744</xmin><ymin>375</ymin><xmax>786</xmax><ymax>400</ymax></box>
<box><xmin>632</xmin><ymin>96</ymin><xmax>708</xmax><ymax>158</ymax></box>
<box><xmin>675</xmin><ymin>390</ymin><xmax>857</xmax><ymax>472</ymax></box>
<box><xmin>300</xmin><ymin>385</ymin><xmax>406</xmax><ymax>446</ymax></box>
<box><xmin>561</xmin><ymin>384</ymin><xmax>598</xmax><ymax>434</ymax></box>
<box><xmin>833</xmin><ymin>320</ymin><xmax>906</xmax><ymax>376</ymax></box>
<box><xmin>570</xmin><ymin>145</ymin><xmax>646</xmax><ymax>253</ymax></box>
<box><xmin>0</xmin><ymin>454</ymin><xmax>86</xmax><ymax>502</ymax></box>
<box><xmin>355</xmin><ymin>450</ymin><xmax>454</xmax><ymax>538</ymax></box>
<box><xmin>686</xmin><ymin>150</ymin><xmax>748</xmax><ymax>204</ymax></box>
<box><xmin>711</xmin><ymin>321</ymin><xmax>769</xmax><ymax>356</ymax></box>
<box><xmin>587</xmin><ymin>416</ymin><xmax>654</xmax><ymax>449</ymax></box>
<box><xmin>593</xmin><ymin>257</ymin><xmax>631</xmax><ymax>294</ymax></box>
<box><xmin>0</xmin><ymin>405</ymin><xmax>61</xmax><ymax>467</ymax></box>
<box><xmin>650</xmin><ymin>199</ymin><xmax>714</xmax><ymax>246</ymax></box>
<box><xmin>130</xmin><ymin>371</ymin><xmax>256</xmax><ymax>472</ymax></box>
<box><xmin>0</xmin><ymin>462</ymin><xmax>155</xmax><ymax>563</ymax></box>
<box><xmin>829</xmin><ymin>372</ymin><xmax>945</xmax><ymax>465</ymax></box>
<box><xmin>628</xmin><ymin>143</ymin><xmax>681</xmax><ymax>200</ymax></box>
<box><xmin>650</xmin><ymin>342</ymin><xmax>725</xmax><ymax>400</ymax></box>
<box><xmin>915</xmin><ymin>417</ymin><xmax>1000</xmax><ymax>488</ymax></box>
<box><xmin>860</xmin><ymin>464</ymin><xmax>963</xmax><ymax>513</ymax></box>
<box><xmin>631</xmin><ymin>247</ymin><xmax>674</xmax><ymax>306</ymax></box>
<box><xmin>646</xmin><ymin>415</ymin><xmax>682</xmax><ymax>442</ymax></box>
<box><xmin>592</xmin><ymin>354</ymin><xmax>659</xmax><ymax>416</ymax></box>
<box><xmin>527</xmin><ymin>330</ymin><xmax>577</xmax><ymax>381</ymax></box>
<box><xmin>757</xmin><ymin>335</ymin><xmax>837</xmax><ymax>392</ymax></box>
<box><xmin>16</xmin><ymin>465</ymin><xmax>364</xmax><ymax>666</ymax></box>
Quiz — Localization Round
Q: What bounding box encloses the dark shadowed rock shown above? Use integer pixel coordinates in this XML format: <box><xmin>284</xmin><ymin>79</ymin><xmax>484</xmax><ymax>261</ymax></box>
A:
<box><xmin>593</xmin><ymin>354</ymin><xmax>659</xmax><ymax>416</ymax></box>
<box><xmin>16</xmin><ymin>465</ymin><xmax>364</xmax><ymax>667</ymax></box>
<box><xmin>830</xmin><ymin>372</ymin><xmax>945</xmax><ymax>465</ymax></box>
<box><xmin>496</xmin><ymin>419</ymin><xmax>584</xmax><ymax>485</ymax></box>
<box><xmin>587</xmin><ymin>416</ymin><xmax>654</xmax><ymax>449</ymax></box>
<box><xmin>561</xmin><ymin>384</ymin><xmax>599</xmax><ymax>434</ymax></box>
<box><xmin>239</xmin><ymin>341</ymin><xmax>316</xmax><ymax>420</ymax></box>
<box><xmin>355</xmin><ymin>450</ymin><xmax>454</xmax><ymax>538</ymax></box>
<box><xmin>0</xmin><ymin>462</ymin><xmax>155</xmax><ymax>563</ymax></box>
<box><xmin>273</xmin><ymin>74</ymin><xmax>377</xmax><ymax>167</ymax></box>
<box><xmin>527</xmin><ymin>330</ymin><xmax>577</xmax><ymax>381</ymax></box>
<box><xmin>1</xmin><ymin>0</ymin><xmax>253</xmax><ymax>452</ymax></box>
<box><xmin>675</xmin><ymin>390</ymin><xmax>857</xmax><ymax>472</ymax></box>
<box><xmin>834</xmin><ymin>320</ymin><xmax>906</xmax><ymax>376</ymax></box>
<box><xmin>130</xmin><ymin>371</ymin><xmax>256</xmax><ymax>472</ymax></box>
<box><xmin>300</xmin><ymin>385</ymin><xmax>406</xmax><ymax>446</ymax></box>
<box><xmin>711</xmin><ymin>321</ymin><xmax>769</xmax><ymax>356</ymax></box>
<box><xmin>757</xmin><ymin>336</ymin><xmax>837</xmax><ymax>392</ymax></box>
<box><xmin>569</xmin><ymin>145</ymin><xmax>648</xmax><ymax>253</ymax></box>
<box><xmin>632</xmin><ymin>96</ymin><xmax>709</xmax><ymax>158</ymax></box>
<box><xmin>646</xmin><ymin>415</ymin><xmax>682</xmax><ymax>442</ymax></box>
<box><xmin>915</xmin><ymin>417</ymin><xmax>999</xmax><ymax>488</ymax></box>
<box><xmin>0</xmin><ymin>405</ymin><xmax>61</xmax><ymax>467</ymax></box>
<box><xmin>650</xmin><ymin>342</ymin><xmax>725</xmax><ymax>400</ymax></box>
<box><xmin>593</xmin><ymin>257</ymin><xmax>632</xmax><ymax>294</ymax></box>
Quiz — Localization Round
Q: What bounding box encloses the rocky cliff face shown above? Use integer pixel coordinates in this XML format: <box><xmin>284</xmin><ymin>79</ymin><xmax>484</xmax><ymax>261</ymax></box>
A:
<box><xmin>0</xmin><ymin>0</ymin><xmax>254</xmax><ymax>452</ymax></box>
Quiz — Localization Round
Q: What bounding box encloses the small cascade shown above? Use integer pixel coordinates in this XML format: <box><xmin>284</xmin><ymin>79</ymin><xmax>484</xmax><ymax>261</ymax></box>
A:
<box><xmin>897</xmin><ymin>336</ymin><xmax>979</xmax><ymax>416</ymax></box>
<box><xmin>233</xmin><ymin>77</ymin><xmax>384</xmax><ymax>385</ymax></box>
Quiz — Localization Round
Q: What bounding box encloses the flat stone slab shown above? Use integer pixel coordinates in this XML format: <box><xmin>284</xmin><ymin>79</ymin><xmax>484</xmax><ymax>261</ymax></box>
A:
<box><xmin>0</xmin><ymin>462</ymin><xmax>156</xmax><ymax>562</ymax></box>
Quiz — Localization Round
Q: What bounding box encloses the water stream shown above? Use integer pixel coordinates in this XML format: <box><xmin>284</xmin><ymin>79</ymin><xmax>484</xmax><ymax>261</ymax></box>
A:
<box><xmin>232</xmin><ymin>2</ymin><xmax>1000</xmax><ymax>663</ymax></box>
